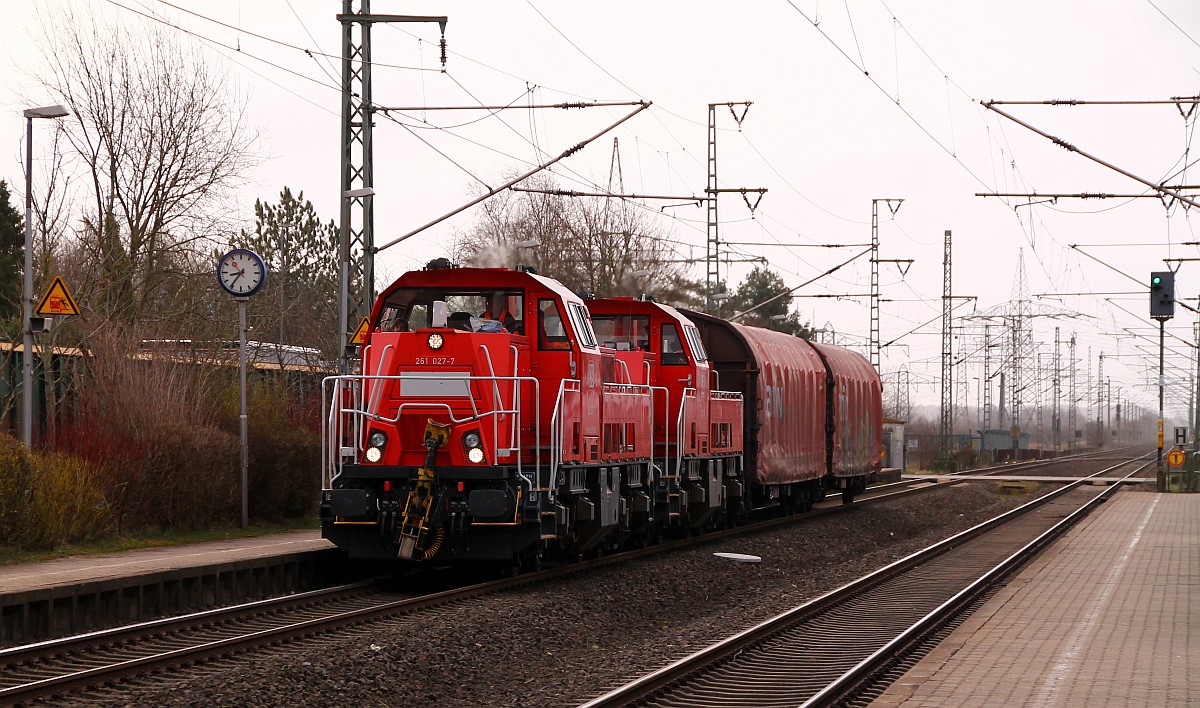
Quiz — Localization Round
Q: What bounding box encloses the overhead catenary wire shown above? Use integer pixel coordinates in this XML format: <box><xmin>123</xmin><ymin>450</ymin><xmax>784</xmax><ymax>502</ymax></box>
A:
<box><xmin>983</xmin><ymin>101</ymin><xmax>1200</xmax><ymax>211</ymax></box>
<box><xmin>375</xmin><ymin>102</ymin><xmax>652</xmax><ymax>253</ymax></box>
<box><xmin>728</xmin><ymin>247</ymin><xmax>873</xmax><ymax>322</ymax></box>
<box><xmin>144</xmin><ymin>0</ymin><xmax>439</xmax><ymax>72</ymax></box>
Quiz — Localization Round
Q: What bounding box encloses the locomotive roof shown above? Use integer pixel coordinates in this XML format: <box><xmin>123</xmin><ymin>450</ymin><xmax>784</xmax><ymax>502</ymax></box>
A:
<box><xmin>380</xmin><ymin>266</ymin><xmax>585</xmax><ymax>307</ymax></box>
<box><xmin>586</xmin><ymin>297</ymin><xmax>699</xmax><ymax>328</ymax></box>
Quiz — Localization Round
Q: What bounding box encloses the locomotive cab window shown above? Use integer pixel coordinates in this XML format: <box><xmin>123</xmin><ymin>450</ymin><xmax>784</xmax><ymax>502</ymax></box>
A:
<box><xmin>683</xmin><ymin>324</ymin><xmax>707</xmax><ymax>362</ymax></box>
<box><xmin>538</xmin><ymin>299</ymin><xmax>571</xmax><ymax>350</ymax></box>
<box><xmin>592</xmin><ymin>314</ymin><xmax>651</xmax><ymax>351</ymax></box>
<box><xmin>567</xmin><ymin>302</ymin><xmax>598</xmax><ymax>349</ymax></box>
<box><xmin>376</xmin><ymin>289</ymin><xmax>524</xmax><ymax>334</ymax></box>
<box><xmin>661</xmin><ymin>323</ymin><xmax>689</xmax><ymax>366</ymax></box>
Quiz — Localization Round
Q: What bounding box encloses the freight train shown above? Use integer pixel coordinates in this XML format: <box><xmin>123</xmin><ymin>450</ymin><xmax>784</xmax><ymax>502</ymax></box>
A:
<box><xmin>319</xmin><ymin>260</ymin><xmax>882</xmax><ymax>568</ymax></box>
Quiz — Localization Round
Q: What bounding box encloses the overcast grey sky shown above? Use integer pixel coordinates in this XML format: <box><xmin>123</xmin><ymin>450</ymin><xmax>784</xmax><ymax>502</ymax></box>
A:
<box><xmin>3</xmin><ymin>0</ymin><xmax>1200</xmax><ymax>425</ymax></box>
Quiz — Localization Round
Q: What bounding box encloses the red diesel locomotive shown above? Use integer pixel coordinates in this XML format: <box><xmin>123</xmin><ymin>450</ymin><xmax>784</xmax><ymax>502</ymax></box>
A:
<box><xmin>319</xmin><ymin>261</ymin><xmax>881</xmax><ymax>567</ymax></box>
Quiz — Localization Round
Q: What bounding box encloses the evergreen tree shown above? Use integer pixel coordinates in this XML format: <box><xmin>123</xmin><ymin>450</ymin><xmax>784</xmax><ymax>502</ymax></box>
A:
<box><xmin>237</xmin><ymin>187</ymin><xmax>340</xmax><ymax>363</ymax></box>
<box><xmin>727</xmin><ymin>266</ymin><xmax>813</xmax><ymax>338</ymax></box>
<box><xmin>0</xmin><ymin>180</ymin><xmax>24</xmax><ymax>321</ymax></box>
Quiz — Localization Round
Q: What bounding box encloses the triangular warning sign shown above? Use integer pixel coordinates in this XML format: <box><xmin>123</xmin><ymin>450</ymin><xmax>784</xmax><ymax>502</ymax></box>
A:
<box><xmin>35</xmin><ymin>276</ymin><xmax>80</xmax><ymax>316</ymax></box>
<box><xmin>350</xmin><ymin>316</ymin><xmax>370</xmax><ymax>345</ymax></box>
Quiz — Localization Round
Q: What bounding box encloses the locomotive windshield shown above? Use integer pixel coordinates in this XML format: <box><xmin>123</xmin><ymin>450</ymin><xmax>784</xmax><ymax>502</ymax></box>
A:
<box><xmin>591</xmin><ymin>314</ymin><xmax>651</xmax><ymax>351</ymax></box>
<box><xmin>378</xmin><ymin>288</ymin><xmax>526</xmax><ymax>335</ymax></box>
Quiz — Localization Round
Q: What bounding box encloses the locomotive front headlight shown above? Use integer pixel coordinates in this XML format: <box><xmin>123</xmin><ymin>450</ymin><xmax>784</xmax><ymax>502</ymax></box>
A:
<box><xmin>427</xmin><ymin>333</ymin><xmax>444</xmax><ymax>350</ymax></box>
<box><xmin>364</xmin><ymin>429</ymin><xmax>387</xmax><ymax>463</ymax></box>
<box><xmin>462</xmin><ymin>429</ymin><xmax>485</xmax><ymax>464</ymax></box>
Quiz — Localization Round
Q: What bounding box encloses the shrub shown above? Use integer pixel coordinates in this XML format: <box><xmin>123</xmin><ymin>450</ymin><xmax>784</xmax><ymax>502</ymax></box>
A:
<box><xmin>61</xmin><ymin>329</ymin><xmax>241</xmax><ymax>533</ymax></box>
<box><xmin>25</xmin><ymin>453</ymin><xmax>112</xmax><ymax>548</ymax></box>
<box><xmin>0</xmin><ymin>434</ymin><xmax>112</xmax><ymax>550</ymax></box>
<box><xmin>218</xmin><ymin>377</ymin><xmax>322</xmax><ymax>521</ymax></box>
<box><xmin>0</xmin><ymin>434</ymin><xmax>34</xmax><ymax>546</ymax></box>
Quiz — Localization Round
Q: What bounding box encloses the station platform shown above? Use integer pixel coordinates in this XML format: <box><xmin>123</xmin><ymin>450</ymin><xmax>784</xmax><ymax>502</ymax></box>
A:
<box><xmin>0</xmin><ymin>529</ymin><xmax>329</xmax><ymax>596</ymax></box>
<box><xmin>0</xmin><ymin>530</ymin><xmax>337</xmax><ymax>646</ymax></box>
<box><xmin>874</xmin><ymin>490</ymin><xmax>1198</xmax><ymax>706</ymax></box>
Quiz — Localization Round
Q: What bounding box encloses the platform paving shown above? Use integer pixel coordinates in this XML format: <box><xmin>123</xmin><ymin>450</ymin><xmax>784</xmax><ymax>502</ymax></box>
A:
<box><xmin>0</xmin><ymin>529</ymin><xmax>329</xmax><ymax>596</ymax></box>
<box><xmin>872</xmin><ymin>490</ymin><xmax>1198</xmax><ymax>707</ymax></box>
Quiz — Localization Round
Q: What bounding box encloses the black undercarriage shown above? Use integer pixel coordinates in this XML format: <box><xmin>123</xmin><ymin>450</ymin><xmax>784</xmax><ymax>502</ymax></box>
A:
<box><xmin>320</xmin><ymin>457</ymin><xmax>870</xmax><ymax>564</ymax></box>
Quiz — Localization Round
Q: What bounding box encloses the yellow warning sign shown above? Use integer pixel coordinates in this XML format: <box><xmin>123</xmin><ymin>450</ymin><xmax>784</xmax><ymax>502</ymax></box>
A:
<box><xmin>350</xmin><ymin>317</ymin><xmax>370</xmax><ymax>346</ymax></box>
<box><xmin>1168</xmin><ymin>449</ymin><xmax>1186</xmax><ymax>467</ymax></box>
<box><xmin>35</xmin><ymin>276</ymin><xmax>80</xmax><ymax>316</ymax></box>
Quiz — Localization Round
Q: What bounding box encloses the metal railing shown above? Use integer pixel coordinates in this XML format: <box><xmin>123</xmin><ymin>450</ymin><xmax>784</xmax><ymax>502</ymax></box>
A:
<box><xmin>321</xmin><ymin>371</ymin><xmax>542</xmax><ymax>495</ymax></box>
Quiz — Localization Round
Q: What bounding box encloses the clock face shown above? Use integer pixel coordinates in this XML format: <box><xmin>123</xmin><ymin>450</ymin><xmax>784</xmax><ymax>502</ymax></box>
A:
<box><xmin>217</xmin><ymin>249</ymin><xmax>267</xmax><ymax>297</ymax></box>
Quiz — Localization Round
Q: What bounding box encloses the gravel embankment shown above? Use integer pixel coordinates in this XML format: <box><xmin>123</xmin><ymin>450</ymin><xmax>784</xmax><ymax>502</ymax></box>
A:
<box><xmin>94</xmin><ymin>483</ymin><xmax>1059</xmax><ymax>707</ymax></box>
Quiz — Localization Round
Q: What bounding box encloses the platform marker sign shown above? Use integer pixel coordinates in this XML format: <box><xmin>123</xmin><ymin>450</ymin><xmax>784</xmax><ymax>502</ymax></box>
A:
<box><xmin>35</xmin><ymin>276</ymin><xmax>80</xmax><ymax>316</ymax></box>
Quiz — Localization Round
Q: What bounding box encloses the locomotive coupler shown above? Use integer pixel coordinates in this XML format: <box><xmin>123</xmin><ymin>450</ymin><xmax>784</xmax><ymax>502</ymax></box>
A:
<box><xmin>396</xmin><ymin>420</ymin><xmax>450</xmax><ymax>560</ymax></box>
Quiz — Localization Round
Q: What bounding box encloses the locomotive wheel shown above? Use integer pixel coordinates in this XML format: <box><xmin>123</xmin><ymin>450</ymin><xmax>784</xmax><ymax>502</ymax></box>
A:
<box><xmin>518</xmin><ymin>549</ymin><xmax>543</xmax><ymax>574</ymax></box>
<box><xmin>841</xmin><ymin>488</ymin><xmax>855</xmax><ymax>505</ymax></box>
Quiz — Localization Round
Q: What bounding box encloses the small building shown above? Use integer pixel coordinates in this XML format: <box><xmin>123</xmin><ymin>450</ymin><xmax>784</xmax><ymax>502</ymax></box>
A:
<box><xmin>980</xmin><ymin>428</ymin><xmax>1030</xmax><ymax>453</ymax></box>
<box><xmin>882</xmin><ymin>418</ymin><xmax>906</xmax><ymax>479</ymax></box>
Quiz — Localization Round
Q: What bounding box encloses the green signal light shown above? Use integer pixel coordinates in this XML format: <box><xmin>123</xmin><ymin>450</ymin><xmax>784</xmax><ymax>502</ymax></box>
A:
<box><xmin>1152</xmin><ymin>276</ymin><xmax>1162</xmax><ymax>285</ymax></box>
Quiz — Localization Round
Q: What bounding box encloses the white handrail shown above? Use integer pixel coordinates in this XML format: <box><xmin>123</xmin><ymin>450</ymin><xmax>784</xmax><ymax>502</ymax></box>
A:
<box><xmin>365</xmin><ymin>343</ymin><xmax>395</xmax><ymax>417</ymax></box>
<box><xmin>322</xmin><ymin>372</ymin><xmax>542</xmax><ymax>492</ymax></box>
<box><xmin>548</xmin><ymin>378</ymin><xmax>581</xmax><ymax>503</ymax></box>
<box><xmin>676</xmin><ymin>387</ymin><xmax>697</xmax><ymax>473</ymax></box>
<box><xmin>649</xmin><ymin>385</ymin><xmax>669</xmax><ymax>480</ymax></box>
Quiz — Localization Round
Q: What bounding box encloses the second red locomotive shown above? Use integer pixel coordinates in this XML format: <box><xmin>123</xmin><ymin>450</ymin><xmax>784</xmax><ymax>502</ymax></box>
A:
<box><xmin>319</xmin><ymin>261</ymin><xmax>881</xmax><ymax>568</ymax></box>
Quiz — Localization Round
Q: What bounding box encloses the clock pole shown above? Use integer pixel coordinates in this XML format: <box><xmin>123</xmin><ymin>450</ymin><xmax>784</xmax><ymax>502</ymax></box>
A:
<box><xmin>217</xmin><ymin>248</ymin><xmax>265</xmax><ymax>529</ymax></box>
<box><xmin>237</xmin><ymin>296</ymin><xmax>249</xmax><ymax>528</ymax></box>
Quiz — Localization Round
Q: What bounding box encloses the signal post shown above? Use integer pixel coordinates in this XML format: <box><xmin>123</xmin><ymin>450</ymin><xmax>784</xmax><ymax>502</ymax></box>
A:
<box><xmin>1150</xmin><ymin>271</ymin><xmax>1174</xmax><ymax>491</ymax></box>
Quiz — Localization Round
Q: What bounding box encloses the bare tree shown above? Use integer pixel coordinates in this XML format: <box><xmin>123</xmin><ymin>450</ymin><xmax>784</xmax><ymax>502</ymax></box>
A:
<box><xmin>453</xmin><ymin>174</ymin><xmax>700</xmax><ymax>306</ymax></box>
<box><xmin>454</xmin><ymin>175</ymin><xmax>573</xmax><ymax>269</ymax></box>
<box><xmin>35</xmin><ymin>7</ymin><xmax>259</xmax><ymax>325</ymax></box>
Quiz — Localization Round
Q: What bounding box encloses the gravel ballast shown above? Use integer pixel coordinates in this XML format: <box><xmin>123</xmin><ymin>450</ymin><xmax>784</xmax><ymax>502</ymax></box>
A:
<box><xmin>94</xmin><ymin>482</ymin><xmax>1064</xmax><ymax>707</ymax></box>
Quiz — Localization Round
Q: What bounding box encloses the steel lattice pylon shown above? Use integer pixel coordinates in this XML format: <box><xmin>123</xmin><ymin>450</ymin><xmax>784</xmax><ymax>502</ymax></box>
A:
<box><xmin>962</xmin><ymin>250</ymin><xmax>1080</xmax><ymax>452</ymax></box>
<box><xmin>940</xmin><ymin>230</ymin><xmax>953</xmax><ymax>464</ymax></box>
<box><xmin>337</xmin><ymin>4</ymin><xmax>446</xmax><ymax>371</ymax></box>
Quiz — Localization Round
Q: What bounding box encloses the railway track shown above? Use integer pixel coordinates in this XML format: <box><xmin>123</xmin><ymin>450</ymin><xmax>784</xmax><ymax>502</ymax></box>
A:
<box><xmin>579</xmin><ymin>454</ymin><xmax>1151</xmax><ymax>708</ymax></box>
<box><xmin>0</xmin><ymin>451</ymin><xmax>1140</xmax><ymax>704</ymax></box>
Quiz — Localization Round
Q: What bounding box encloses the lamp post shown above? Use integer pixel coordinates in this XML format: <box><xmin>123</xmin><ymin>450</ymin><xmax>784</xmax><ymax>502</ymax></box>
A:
<box><xmin>21</xmin><ymin>104</ymin><xmax>69</xmax><ymax>448</ymax></box>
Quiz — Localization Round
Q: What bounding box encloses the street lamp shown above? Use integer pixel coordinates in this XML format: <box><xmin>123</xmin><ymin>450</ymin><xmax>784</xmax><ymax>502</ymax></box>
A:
<box><xmin>21</xmin><ymin>104</ymin><xmax>69</xmax><ymax>448</ymax></box>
